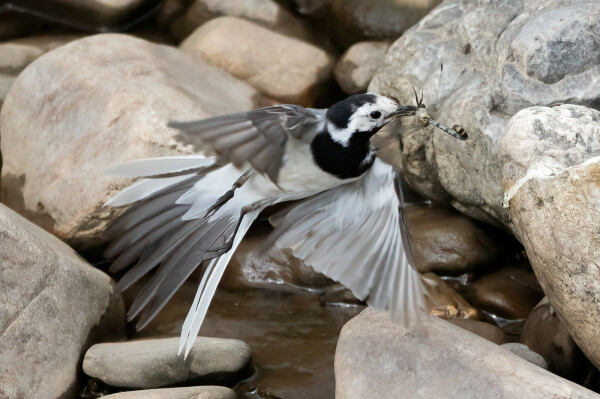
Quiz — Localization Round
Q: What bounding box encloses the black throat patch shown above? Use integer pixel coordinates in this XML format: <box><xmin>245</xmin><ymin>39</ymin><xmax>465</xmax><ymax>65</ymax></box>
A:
<box><xmin>310</xmin><ymin>131</ymin><xmax>376</xmax><ymax>179</ymax></box>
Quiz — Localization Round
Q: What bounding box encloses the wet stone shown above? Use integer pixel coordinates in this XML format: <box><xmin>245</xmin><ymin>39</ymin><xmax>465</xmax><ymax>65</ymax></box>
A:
<box><xmin>406</xmin><ymin>206</ymin><xmax>504</xmax><ymax>275</ymax></box>
<box><xmin>521</xmin><ymin>298</ymin><xmax>594</xmax><ymax>382</ymax></box>
<box><xmin>83</xmin><ymin>337</ymin><xmax>251</xmax><ymax>388</ymax></box>
<box><xmin>446</xmin><ymin>319</ymin><xmax>505</xmax><ymax>345</ymax></box>
<box><xmin>468</xmin><ymin>264</ymin><xmax>544</xmax><ymax>321</ymax></box>
<box><xmin>423</xmin><ymin>273</ymin><xmax>478</xmax><ymax>320</ymax></box>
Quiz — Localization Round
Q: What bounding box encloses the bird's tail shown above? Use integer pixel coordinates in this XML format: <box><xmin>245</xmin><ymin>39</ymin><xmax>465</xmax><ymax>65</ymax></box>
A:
<box><xmin>103</xmin><ymin>157</ymin><xmax>263</xmax><ymax>354</ymax></box>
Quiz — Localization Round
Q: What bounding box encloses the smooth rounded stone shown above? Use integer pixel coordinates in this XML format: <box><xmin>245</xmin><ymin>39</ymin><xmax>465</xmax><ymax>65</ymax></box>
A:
<box><xmin>102</xmin><ymin>386</ymin><xmax>236</xmax><ymax>399</ymax></box>
<box><xmin>500</xmin><ymin>105</ymin><xmax>600</xmax><ymax>369</ymax></box>
<box><xmin>329</xmin><ymin>0</ymin><xmax>441</xmax><ymax>48</ymax></box>
<box><xmin>369</xmin><ymin>1</ymin><xmax>600</xmax><ymax>228</ymax></box>
<box><xmin>0</xmin><ymin>33</ymin><xmax>261</xmax><ymax>250</ymax></box>
<box><xmin>0</xmin><ymin>34</ymin><xmax>82</xmax><ymax>75</ymax></box>
<box><xmin>406</xmin><ymin>205</ymin><xmax>502</xmax><ymax>274</ymax></box>
<box><xmin>83</xmin><ymin>337</ymin><xmax>251</xmax><ymax>388</ymax></box>
<box><xmin>501</xmin><ymin>343</ymin><xmax>548</xmax><ymax>369</ymax></box>
<box><xmin>333</xmin><ymin>41</ymin><xmax>389</xmax><ymax>95</ymax></box>
<box><xmin>0</xmin><ymin>74</ymin><xmax>15</xmax><ymax>104</ymax></box>
<box><xmin>522</xmin><ymin>298</ymin><xmax>592</xmax><ymax>381</ymax></box>
<box><xmin>170</xmin><ymin>0</ymin><xmax>315</xmax><ymax>43</ymax></box>
<box><xmin>221</xmin><ymin>225</ymin><xmax>332</xmax><ymax>291</ymax></box>
<box><xmin>446</xmin><ymin>319</ymin><xmax>504</xmax><ymax>345</ymax></box>
<box><xmin>469</xmin><ymin>264</ymin><xmax>544</xmax><ymax>321</ymax></box>
<box><xmin>422</xmin><ymin>272</ymin><xmax>478</xmax><ymax>320</ymax></box>
<box><xmin>335</xmin><ymin>308</ymin><xmax>599</xmax><ymax>399</ymax></box>
<box><xmin>0</xmin><ymin>204</ymin><xmax>126</xmax><ymax>399</ymax></box>
<box><xmin>180</xmin><ymin>17</ymin><xmax>335</xmax><ymax>105</ymax></box>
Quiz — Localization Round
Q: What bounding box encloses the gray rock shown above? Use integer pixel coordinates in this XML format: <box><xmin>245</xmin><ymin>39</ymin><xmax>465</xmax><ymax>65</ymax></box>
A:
<box><xmin>406</xmin><ymin>206</ymin><xmax>502</xmax><ymax>274</ymax></box>
<box><xmin>0</xmin><ymin>33</ymin><xmax>261</xmax><ymax>251</ymax></box>
<box><xmin>501</xmin><ymin>105</ymin><xmax>600</xmax><ymax>369</ymax></box>
<box><xmin>0</xmin><ymin>204</ymin><xmax>125</xmax><ymax>399</ymax></box>
<box><xmin>369</xmin><ymin>0</ymin><xmax>600</xmax><ymax>227</ymax></box>
<box><xmin>102</xmin><ymin>386</ymin><xmax>236</xmax><ymax>399</ymax></box>
<box><xmin>501</xmin><ymin>343</ymin><xmax>548</xmax><ymax>369</ymax></box>
<box><xmin>170</xmin><ymin>0</ymin><xmax>315</xmax><ymax>43</ymax></box>
<box><xmin>335</xmin><ymin>308</ymin><xmax>598</xmax><ymax>399</ymax></box>
<box><xmin>329</xmin><ymin>0</ymin><xmax>442</xmax><ymax>48</ymax></box>
<box><xmin>83</xmin><ymin>337</ymin><xmax>251</xmax><ymax>388</ymax></box>
<box><xmin>334</xmin><ymin>41</ymin><xmax>389</xmax><ymax>95</ymax></box>
<box><xmin>180</xmin><ymin>17</ymin><xmax>334</xmax><ymax>106</ymax></box>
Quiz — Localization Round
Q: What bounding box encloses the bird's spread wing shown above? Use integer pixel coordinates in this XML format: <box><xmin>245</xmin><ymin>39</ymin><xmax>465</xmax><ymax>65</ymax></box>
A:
<box><xmin>169</xmin><ymin>105</ymin><xmax>326</xmax><ymax>183</ymax></box>
<box><xmin>266</xmin><ymin>158</ymin><xmax>426</xmax><ymax>323</ymax></box>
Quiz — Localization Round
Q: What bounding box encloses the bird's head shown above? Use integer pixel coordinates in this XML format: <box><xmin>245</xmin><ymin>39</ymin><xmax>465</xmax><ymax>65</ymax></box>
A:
<box><xmin>325</xmin><ymin>94</ymin><xmax>414</xmax><ymax>146</ymax></box>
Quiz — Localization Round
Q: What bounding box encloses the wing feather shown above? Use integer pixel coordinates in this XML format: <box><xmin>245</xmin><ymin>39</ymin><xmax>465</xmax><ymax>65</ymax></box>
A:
<box><xmin>267</xmin><ymin>159</ymin><xmax>426</xmax><ymax>322</ymax></box>
<box><xmin>169</xmin><ymin>105</ymin><xmax>326</xmax><ymax>183</ymax></box>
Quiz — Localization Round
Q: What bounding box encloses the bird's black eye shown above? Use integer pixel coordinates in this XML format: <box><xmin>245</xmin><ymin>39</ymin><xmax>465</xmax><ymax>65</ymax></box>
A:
<box><xmin>370</xmin><ymin>111</ymin><xmax>381</xmax><ymax>119</ymax></box>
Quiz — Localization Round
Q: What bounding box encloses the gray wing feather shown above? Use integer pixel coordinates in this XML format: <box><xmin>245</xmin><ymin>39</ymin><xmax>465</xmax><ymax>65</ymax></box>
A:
<box><xmin>169</xmin><ymin>105</ymin><xmax>325</xmax><ymax>182</ymax></box>
<box><xmin>266</xmin><ymin>159</ymin><xmax>426</xmax><ymax>324</ymax></box>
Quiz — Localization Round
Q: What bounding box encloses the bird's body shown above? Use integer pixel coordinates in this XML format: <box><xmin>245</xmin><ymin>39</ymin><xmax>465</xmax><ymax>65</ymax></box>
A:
<box><xmin>104</xmin><ymin>94</ymin><xmax>431</xmax><ymax>356</ymax></box>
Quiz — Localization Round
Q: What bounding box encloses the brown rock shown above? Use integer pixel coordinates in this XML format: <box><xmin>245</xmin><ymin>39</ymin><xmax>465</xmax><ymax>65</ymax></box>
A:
<box><xmin>407</xmin><ymin>205</ymin><xmax>502</xmax><ymax>274</ymax></box>
<box><xmin>0</xmin><ymin>33</ymin><xmax>261</xmax><ymax>250</ymax></box>
<box><xmin>221</xmin><ymin>224</ymin><xmax>332</xmax><ymax>291</ymax></box>
<box><xmin>423</xmin><ymin>272</ymin><xmax>478</xmax><ymax>320</ymax></box>
<box><xmin>469</xmin><ymin>264</ymin><xmax>544</xmax><ymax>321</ymax></box>
<box><xmin>446</xmin><ymin>319</ymin><xmax>505</xmax><ymax>344</ymax></box>
<box><xmin>334</xmin><ymin>41</ymin><xmax>389</xmax><ymax>95</ymax></box>
<box><xmin>0</xmin><ymin>204</ymin><xmax>125</xmax><ymax>399</ymax></box>
<box><xmin>170</xmin><ymin>0</ymin><xmax>315</xmax><ymax>43</ymax></box>
<box><xmin>522</xmin><ymin>298</ymin><xmax>594</xmax><ymax>381</ymax></box>
<box><xmin>180</xmin><ymin>17</ymin><xmax>335</xmax><ymax>105</ymax></box>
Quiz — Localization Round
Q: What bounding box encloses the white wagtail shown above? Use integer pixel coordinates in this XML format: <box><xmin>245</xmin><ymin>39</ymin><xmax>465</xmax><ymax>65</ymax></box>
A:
<box><xmin>103</xmin><ymin>93</ymin><xmax>464</xmax><ymax>356</ymax></box>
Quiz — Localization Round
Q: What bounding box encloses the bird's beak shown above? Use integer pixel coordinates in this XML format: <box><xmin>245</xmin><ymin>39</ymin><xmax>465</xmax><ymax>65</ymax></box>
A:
<box><xmin>388</xmin><ymin>105</ymin><xmax>417</xmax><ymax>119</ymax></box>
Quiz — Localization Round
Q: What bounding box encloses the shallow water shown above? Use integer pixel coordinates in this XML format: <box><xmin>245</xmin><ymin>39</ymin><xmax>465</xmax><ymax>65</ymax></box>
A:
<box><xmin>132</xmin><ymin>282</ymin><xmax>363</xmax><ymax>399</ymax></box>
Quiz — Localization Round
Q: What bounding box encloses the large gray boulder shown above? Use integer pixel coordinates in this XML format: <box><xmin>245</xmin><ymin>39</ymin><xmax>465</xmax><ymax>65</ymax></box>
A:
<box><xmin>0</xmin><ymin>204</ymin><xmax>125</xmax><ymax>399</ymax></box>
<box><xmin>335</xmin><ymin>308</ymin><xmax>599</xmax><ymax>399</ymax></box>
<box><xmin>370</xmin><ymin>0</ymin><xmax>600</xmax><ymax>226</ymax></box>
<box><xmin>0</xmin><ymin>33</ymin><xmax>262</xmax><ymax>250</ymax></box>
<box><xmin>102</xmin><ymin>386</ymin><xmax>236</xmax><ymax>399</ymax></box>
<box><xmin>501</xmin><ymin>105</ymin><xmax>600</xmax><ymax>368</ymax></box>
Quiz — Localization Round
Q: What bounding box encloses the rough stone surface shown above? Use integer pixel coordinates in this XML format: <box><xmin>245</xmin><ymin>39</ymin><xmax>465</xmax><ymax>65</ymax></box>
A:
<box><xmin>222</xmin><ymin>224</ymin><xmax>332</xmax><ymax>291</ymax></box>
<box><xmin>102</xmin><ymin>386</ymin><xmax>236</xmax><ymax>399</ymax></box>
<box><xmin>406</xmin><ymin>205</ymin><xmax>502</xmax><ymax>274</ymax></box>
<box><xmin>333</xmin><ymin>41</ymin><xmax>389</xmax><ymax>95</ymax></box>
<box><xmin>170</xmin><ymin>0</ymin><xmax>315</xmax><ymax>43</ymax></box>
<box><xmin>522</xmin><ymin>298</ymin><xmax>592</xmax><ymax>381</ymax></box>
<box><xmin>0</xmin><ymin>33</ymin><xmax>261</xmax><ymax>250</ymax></box>
<box><xmin>501</xmin><ymin>105</ymin><xmax>600</xmax><ymax>369</ymax></box>
<box><xmin>83</xmin><ymin>337</ymin><xmax>251</xmax><ymax>388</ymax></box>
<box><xmin>180</xmin><ymin>17</ymin><xmax>335</xmax><ymax>105</ymax></box>
<box><xmin>335</xmin><ymin>308</ymin><xmax>599</xmax><ymax>399</ymax></box>
<box><xmin>501</xmin><ymin>343</ymin><xmax>548</xmax><ymax>369</ymax></box>
<box><xmin>370</xmin><ymin>0</ymin><xmax>600</xmax><ymax>227</ymax></box>
<box><xmin>329</xmin><ymin>0</ymin><xmax>442</xmax><ymax>48</ymax></box>
<box><xmin>0</xmin><ymin>204</ymin><xmax>126</xmax><ymax>399</ymax></box>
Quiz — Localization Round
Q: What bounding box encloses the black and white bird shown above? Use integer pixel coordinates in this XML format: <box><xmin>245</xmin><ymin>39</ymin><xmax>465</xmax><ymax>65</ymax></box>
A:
<box><xmin>102</xmin><ymin>94</ymin><xmax>454</xmax><ymax>357</ymax></box>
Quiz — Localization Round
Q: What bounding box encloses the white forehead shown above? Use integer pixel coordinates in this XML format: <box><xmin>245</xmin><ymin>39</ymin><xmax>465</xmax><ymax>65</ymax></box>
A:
<box><xmin>353</xmin><ymin>95</ymin><xmax>398</xmax><ymax>116</ymax></box>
